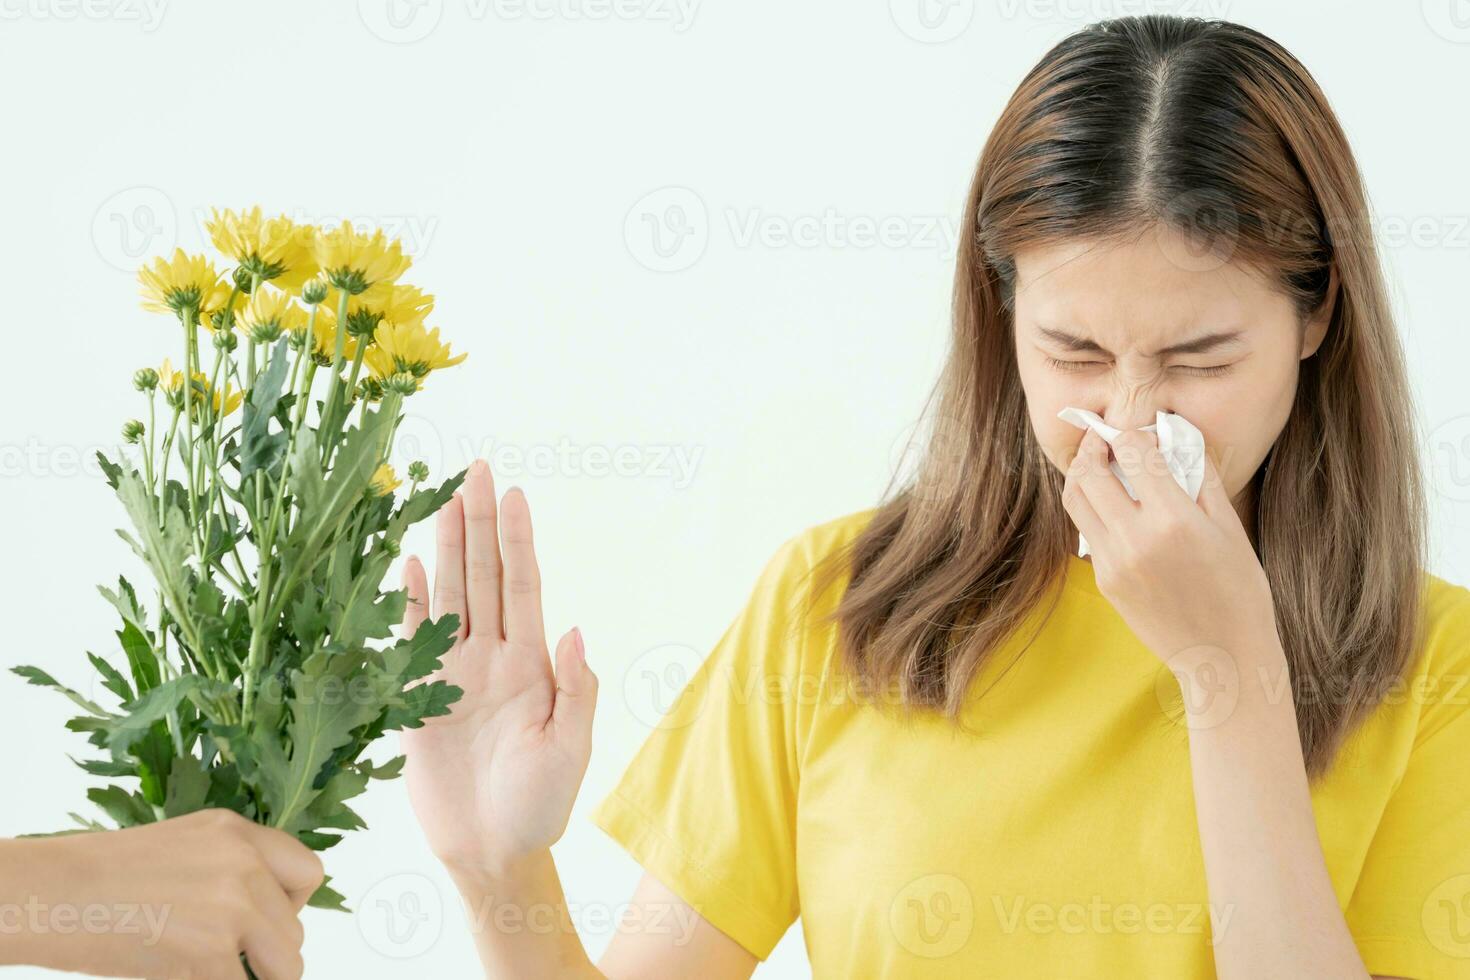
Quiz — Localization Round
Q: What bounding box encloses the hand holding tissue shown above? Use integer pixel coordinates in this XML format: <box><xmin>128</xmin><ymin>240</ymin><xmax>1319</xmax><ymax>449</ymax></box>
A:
<box><xmin>1056</xmin><ymin>407</ymin><xmax>1207</xmax><ymax>559</ymax></box>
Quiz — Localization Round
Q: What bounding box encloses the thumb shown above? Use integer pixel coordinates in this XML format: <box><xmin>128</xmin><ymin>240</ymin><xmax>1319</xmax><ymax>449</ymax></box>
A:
<box><xmin>551</xmin><ymin>627</ymin><xmax>597</xmax><ymax>751</ymax></box>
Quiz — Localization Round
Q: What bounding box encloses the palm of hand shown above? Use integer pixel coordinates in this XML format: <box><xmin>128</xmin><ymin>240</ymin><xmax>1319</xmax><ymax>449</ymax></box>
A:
<box><xmin>399</xmin><ymin>460</ymin><xmax>595</xmax><ymax>878</ymax></box>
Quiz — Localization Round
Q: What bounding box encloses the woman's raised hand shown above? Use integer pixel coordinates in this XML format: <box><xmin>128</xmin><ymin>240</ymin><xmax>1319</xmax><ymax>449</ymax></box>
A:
<box><xmin>400</xmin><ymin>459</ymin><xmax>599</xmax><ymax>884</ymax></box>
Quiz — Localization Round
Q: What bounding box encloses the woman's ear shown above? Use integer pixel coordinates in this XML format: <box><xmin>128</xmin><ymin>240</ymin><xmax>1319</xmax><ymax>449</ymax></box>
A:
<box><xmin>1301</xmin><ymin>261</ymin><xmax>1337</xmax><ymax>359</ymax></box>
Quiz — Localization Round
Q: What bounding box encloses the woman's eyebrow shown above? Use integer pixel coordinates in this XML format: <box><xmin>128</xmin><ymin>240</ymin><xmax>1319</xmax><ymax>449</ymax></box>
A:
<box><xmin>1034</xmin><ymin>326</ymin><xmax>1246</xmax><ymax>357</ymax></box>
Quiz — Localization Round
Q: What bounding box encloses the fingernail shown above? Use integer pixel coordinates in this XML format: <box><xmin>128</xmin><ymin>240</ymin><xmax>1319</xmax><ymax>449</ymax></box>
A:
<box><xmin>572</xmin><ymin>626</ymin><xmax>585</xmax><ymax>660</ymax></box>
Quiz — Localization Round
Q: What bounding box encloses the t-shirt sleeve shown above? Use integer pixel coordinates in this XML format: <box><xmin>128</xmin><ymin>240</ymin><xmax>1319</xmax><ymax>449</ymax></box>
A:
<box><xmin>589</xmin><ymin>530</ymin><xmax>820</xmax><ymax>961</ymax></box>
<box><xmin>1346</xmin><ymin>586</ymin><xmax>1470</xmax><ymax>980</ymax></box>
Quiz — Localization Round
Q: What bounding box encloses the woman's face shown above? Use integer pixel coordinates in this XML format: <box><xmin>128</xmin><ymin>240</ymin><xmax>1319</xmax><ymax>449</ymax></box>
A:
<box><xmin>1012</xmin><ymin>223</ymin><xmax>1333</xmax><ymax>534</ymax></box>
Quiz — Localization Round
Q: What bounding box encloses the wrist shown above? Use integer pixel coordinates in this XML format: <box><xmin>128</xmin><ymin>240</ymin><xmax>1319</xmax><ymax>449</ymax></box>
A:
<box><xmin>0</xmin><ymin>836</ymin><xmax>80</xmax><ymax>969</ymax></box>
<box><xmin>444</xmin><ymin>848</ymin><xmax>552</xmax><ymax>898</ymax></box>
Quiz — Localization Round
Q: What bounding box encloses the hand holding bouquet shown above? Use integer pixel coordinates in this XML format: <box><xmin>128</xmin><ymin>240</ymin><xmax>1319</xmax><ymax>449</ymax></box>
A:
<box><xmin>13</xmin><ymin>207</ymin><xmax>469</xmax><ymax>913</ymax></box>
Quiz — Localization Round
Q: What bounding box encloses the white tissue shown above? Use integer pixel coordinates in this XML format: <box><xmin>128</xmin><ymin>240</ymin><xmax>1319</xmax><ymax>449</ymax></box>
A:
<box><xmin>1055</xmin><ymin>407</ymin><xmax>1206</xmax><ymax>559</ymax></box>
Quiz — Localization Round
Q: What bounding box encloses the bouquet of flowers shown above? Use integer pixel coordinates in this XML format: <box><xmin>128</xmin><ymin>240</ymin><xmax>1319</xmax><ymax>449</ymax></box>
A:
<box><xmin>12</xmin><ymin>207</ymin><xmax>468</xmax><ymax>912</ymax></box>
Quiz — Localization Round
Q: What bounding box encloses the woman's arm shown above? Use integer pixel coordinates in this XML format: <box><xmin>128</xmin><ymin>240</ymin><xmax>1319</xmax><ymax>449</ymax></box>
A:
<box><xmin>447</xmin><ymin>854</ymin><xmax>757</xmax><ymax>979</ymax></box>
<box><xmin>400</xmin><ymin>458</ymin><xmax>758</xmax><ymax>978</ymax></box>
<box><xmin>0</xmin><ymin>808</ymin><xmax>322</xmax><ymax>979</ymax></box>
<box><xmin>1060</xmin><ymin>429</ymin><xmax>1386</xmax><ymax>978</ymax></box>
<box><xmin>1177</xmin><ymin>635</ymin><xmax>1379</xmax><ymax>978</ymax></box>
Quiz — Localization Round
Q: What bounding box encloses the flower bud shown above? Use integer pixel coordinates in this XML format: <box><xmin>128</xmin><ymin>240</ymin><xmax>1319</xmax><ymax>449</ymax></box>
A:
<box><xmin>133</xmin><ymin>368</ymin><xmax>159</xmax><ymax>392</ymax></box>
<box><xmin>382</xmin><ymin>538</ymin><xmax>402</xmax><ymax>559</ymax></box>
<box><xmin>232</xmin><ymin>266</ymin><xmax>255</xmax><ymax>294</ymax></box>
<box><xmin>122</xmin><ymin>419</ymin><xmax>145</xmax><ymax>443</ymax></box>
<box><xmin>248</xmin><ymin>322</ymin><xmax>284</xmax><ymax>345</ymax></box>
<box><xmin>213</xmin><ymin>328</ymin><xmax>239</xmax><ymax>352</ymax></box>
<box><xmin>407</xmin><ymin>461</ymin><xmax>429</xmax><ymax>483</ymax></box>
<box><xmin>385</xmin><ymin>372</ymin><xmax>419</xmax><ymax>396</ymax></box>
<box><xmin>301</xmin><ymin>279</ymin><xmax>329</xmax><ymax>305</ymax></box>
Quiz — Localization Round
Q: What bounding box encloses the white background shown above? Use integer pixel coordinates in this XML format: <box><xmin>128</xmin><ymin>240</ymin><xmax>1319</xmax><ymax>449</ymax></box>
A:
<box><xmin>0</xmin><ymin>1</ymin><xmax>1467</xmax><ymax>976</ymax></box>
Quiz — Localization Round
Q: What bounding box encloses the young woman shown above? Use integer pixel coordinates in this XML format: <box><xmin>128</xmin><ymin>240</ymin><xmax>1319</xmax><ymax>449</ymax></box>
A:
<box><xmin>399</xmin><ymin>15</ymin><xmax>1469</xmax><ymax>979</ymax></box>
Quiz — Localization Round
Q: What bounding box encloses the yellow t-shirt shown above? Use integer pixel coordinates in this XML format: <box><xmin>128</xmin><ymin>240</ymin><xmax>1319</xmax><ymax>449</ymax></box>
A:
<box><xmin>590</xmin><ymin>507</ymin><xmax>1470</xmax><ymax>978</ymax></box>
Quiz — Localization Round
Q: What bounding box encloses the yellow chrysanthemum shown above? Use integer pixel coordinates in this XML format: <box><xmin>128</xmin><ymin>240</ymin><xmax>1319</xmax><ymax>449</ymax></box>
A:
<box><xmin>239</xmin><ymin>286</ymin><xmax>308</xmax><ymax>344</ymax></box>
<box><xmin>157</xmin><ymin>358</ymin><xmax>244</xmax><ymax>419</ymax></box>
<box><xmin>312</xmin><ymin>221</ymin><xmax>411</xmax><ymax>295</ymax></box>
<box><xmin>345</xmin><ymin>282</ymin><xmax>435</xmax><ymax>333</ymax></box>
<box><xmin>206</xmin><ymin>207</ymin><xmax>319</xmax><ymax>292</ymax></box>
<box><xmin>364</xmin><ymin>322</ymin><xmax>467</xmax><ymax>390</ymax></box>
<box><xmin>308</xmin><ymin>307</ymin><xmax>360</xmax><ymax>365</ymax></box>
<box><xmin>369</xmin><ymin>464</ymin><xmax>402</xmax><ymax>497</ymax></box>
<box><xmin>138</xmin><ymin>250</ymin><xmax>229</xmax><ymax>318</ymax></box>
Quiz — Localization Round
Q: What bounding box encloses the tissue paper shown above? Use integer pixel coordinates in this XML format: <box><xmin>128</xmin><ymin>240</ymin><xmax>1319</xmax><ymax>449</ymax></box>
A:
<box><xmin>1055</xmin><ymin>407</ymin><xmax>1206</xmax><ymax>558</ymax></box>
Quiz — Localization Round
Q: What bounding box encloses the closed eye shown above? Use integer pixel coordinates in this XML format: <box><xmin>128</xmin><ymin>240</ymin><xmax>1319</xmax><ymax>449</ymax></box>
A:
<box><xmin>1043</xmin><ymin>357</ymin><xmax>1233</xmax><ymax>378</ymax></box>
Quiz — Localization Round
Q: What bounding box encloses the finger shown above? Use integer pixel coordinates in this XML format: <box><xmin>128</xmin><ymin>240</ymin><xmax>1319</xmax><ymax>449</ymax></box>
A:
<box><xmin>551</xmin><ymin>627</ymin><xmax>598</xmax><ymax>754</ymax></box>
<box><xmin>239</xmin><ymin>871</ymin><xmax>306</xmax><ymax>980</ymax></box>
<box><xmin>1196</xmin><ymin>447</ymin><xmax>1236</xmax><ymax>524</ymax></box>
<box><xmin>499</xmin><ymin>487</ymin><xmax>547</xmax><ymax>650</ymax></box>
<box><xmin>1109</xmin><ymin>428</ymin><xmax>1186</xmax><ymax>508</ymax></box>
<box><xmin>1062</xmin><ymin>448</ymin><xmax>1109</xmax><ymax>555</ymax></box>
<box><xmin>435</xmin><ymin>494</ymin><xmax>470</xmax><ymax>640</ymax></box>
<box><xmin>403</xmin><ymin>556</ymin><xmax>430</xmax><ymax>638</ymax></box>
<box><xmin>1073</xmin><ymin>426</ymin><xmax>1137</xmax><ymax>525</ymax></box>
<box><xmin>235</xmin><ymin>822</ymin><xmax>325</xmax><ymax>913</ymax></box>
<box><xmin>462</xmin><ymin>459</ymin><xmax>505</xmax><ymax>641</ymax></box>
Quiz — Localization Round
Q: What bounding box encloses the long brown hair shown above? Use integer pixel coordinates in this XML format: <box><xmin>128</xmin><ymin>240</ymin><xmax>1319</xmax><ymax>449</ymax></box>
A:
<box><xmin>809</xmin><ymin>14</ymin><xmax>1426</xmax><ymax>778</ymax></box>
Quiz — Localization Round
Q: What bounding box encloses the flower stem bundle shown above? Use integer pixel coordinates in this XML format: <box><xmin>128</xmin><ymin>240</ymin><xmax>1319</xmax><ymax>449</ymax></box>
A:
<box><xmin>13</xmin><ymin>208</ymin><xmax>470</xmax><ymax>913</ymax></box>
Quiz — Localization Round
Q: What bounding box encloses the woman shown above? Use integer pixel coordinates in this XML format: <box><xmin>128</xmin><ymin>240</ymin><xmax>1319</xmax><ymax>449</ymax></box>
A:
<box><xmin>400</xmin><ymin>15</ymin><xmax>1470</xmax><ymax>979</ymax></box>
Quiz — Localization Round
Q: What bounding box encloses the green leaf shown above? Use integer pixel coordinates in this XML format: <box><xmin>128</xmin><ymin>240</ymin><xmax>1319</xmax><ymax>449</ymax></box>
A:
<box><xmin>242</xmin><ymin>339</ymin><xmax>292</xmax><ymax>481</ymax></box>
<box><xmin>385</xmin><ymin>469</ymin><xmax>468</xmax><ymax>546</ymax></box>
<box><xmin>11</xmin><ymin>666</ymin><xmax>116</xmax><ymax>718</ymax></box>
<box><xmin>116</xmin><ymin>620</ymin><xmax>161</xmax><ymax>696</ymax></box>
<box><xmin>359</xmin><ymin>755</ymin><xmax>405</xmax><ymax>781</ymax></box>
<box><xmin>87</xmin><ymin>785</ymin><xmax>156</xmax><ymax>828</ymax></box>
<box><xmin>164</xmin><ymin>755</ymin><xmax>211</xmax><ymax>818</ymax></box>
<box><xmin>87</xmin><ymin>652</ymin><xmax>132</xmax><ymax>703</ymax></box>
<box><xmin>70</xmin><ymin>755</ymin><xmax>137</xmax><ymax>778</ymax></box>
<box><xmin>251</xmin><ymin>668</ymin><xmax>392</xmax><ymax>832</ymax></box>
<box><xmin>106</xmin><ymin>676</ymin><xmax>229</xmax><ymax>757</ymax></box>
<box><xmin>381</xmin><ymin>680</ymin><xmax>462</xmax><ymax>733</ymax></box>
<box><xmin>307</xmin><ymin>877</ymin><xmax>349</xmax><ymax>912</ymax></box>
